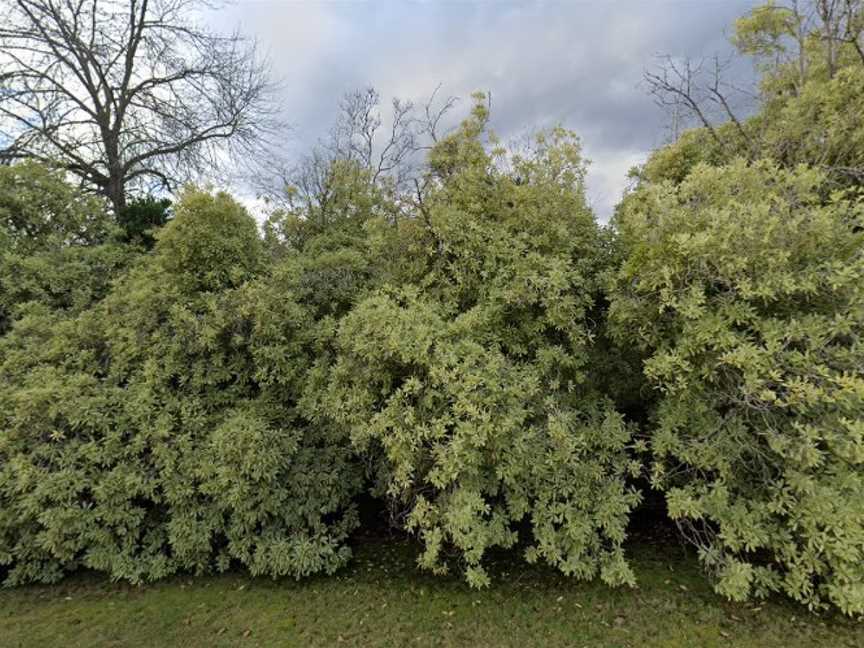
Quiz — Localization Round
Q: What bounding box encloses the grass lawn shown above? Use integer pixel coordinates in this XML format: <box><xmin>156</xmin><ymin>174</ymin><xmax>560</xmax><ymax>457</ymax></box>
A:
<box><xmin>1</xmin><ymin>536</ymin><xmax>861</xmax><ymax>648</ymax></box>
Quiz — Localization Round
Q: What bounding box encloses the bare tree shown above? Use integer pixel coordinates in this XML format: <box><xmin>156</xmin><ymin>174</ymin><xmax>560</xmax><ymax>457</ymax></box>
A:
<box><xmin>416</xmin><ymin>83</ymin><xmax>459</xmax><ymax>147</ymax></box>
<box><xmin>788</xmin><ymin>1</ymin><xmax>816</xmax><ymax>90</ymax></box>
<box><xmin>328</xmin><ymin>87</ymin><xmax>419</xmax><ymax>187</ymax></box>
<box><xmin>0</xmin><ymin>0</ymin><xmax>279</xmax><ymax>213</ymax></box>
<box><xmin>644</xmin><ymin>55</ymin><xmax>754</xmax><ymax>145</ymax></box>
<box><xmin>818</xmin><ymin>0</ymin><xmax>842</xmax><ymax>76</ymax></box>
<box><xmin>645</xmin><ymin>56</ymin><xmax>719</xmax><ymax>143</ymax></box>
<box><xmin>776</xmin><ymin>0</ymin><xmax>864</xmax><ymax>75</ymax></box>
<box><xmin>706</xmin><ymin>57</ymin><xmax>751</xmax><ymax>141</ymax></box>
<box><xmin>256</xmin><ymin>85</ymin><xmax>459</xmax><ymax>216</ymax></box>
<box><xmin>813</xmin><ymin>0</ymin><xmax>864</xmax><ymax>72</ymax></box>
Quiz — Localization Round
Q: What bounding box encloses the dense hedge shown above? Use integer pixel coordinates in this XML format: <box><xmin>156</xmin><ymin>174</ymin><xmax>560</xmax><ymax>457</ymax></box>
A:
<box><xmin>610</xmin><ymin>160</ymin><xmax>864</xmax><ymax>614</ymax></box>
<box><xmin>312</xmin><ymin>111</ymin><xmax>642</xmax><ymax>588</ymax></box>
<box><xmin>0</xmin><ymin>95</ymin><xmax>862</xmax><ymax>614</ymax></box>
<box><xmin>0</xmin><ymin>189</ymin><xmax>362</xmax><ymax>584</ymax></box>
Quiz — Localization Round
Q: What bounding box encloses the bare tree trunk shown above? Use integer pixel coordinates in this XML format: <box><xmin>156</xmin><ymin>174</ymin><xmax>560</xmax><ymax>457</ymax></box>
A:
<box><xmin>788</xmin><ymin>1</ymin><xmax>809</xmax><ymax>94</ymax></box>
<box><xmin>818</xmin><ymin>0</ymin><xmax>840</xmax><ymax>78</ymax></box>
<box><xmin>107</xmin><ymin>172</ymin><xmax>127</xmax><ymax>214</ymax></box>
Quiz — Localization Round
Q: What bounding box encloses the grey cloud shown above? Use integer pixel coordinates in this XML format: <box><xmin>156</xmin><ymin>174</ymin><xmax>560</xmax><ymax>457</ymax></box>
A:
<box><xmin>209</xmin><ymin>0</ymin><xmax>759</xmax><ymax>221</ymax></box>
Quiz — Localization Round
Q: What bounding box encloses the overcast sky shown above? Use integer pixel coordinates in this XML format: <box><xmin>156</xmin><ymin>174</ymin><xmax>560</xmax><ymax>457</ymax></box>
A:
<box><xmin>208</xmin><ymin>0</ymin><xmax>758</xmax><ymax>222</ymax></box>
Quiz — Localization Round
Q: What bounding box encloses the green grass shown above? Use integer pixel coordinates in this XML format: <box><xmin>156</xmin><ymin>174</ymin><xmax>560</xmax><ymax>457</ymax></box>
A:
<box><xmin>0</xmin><ymin>538</ymin><xmax>861</xmax><ymax>647</ymax></box>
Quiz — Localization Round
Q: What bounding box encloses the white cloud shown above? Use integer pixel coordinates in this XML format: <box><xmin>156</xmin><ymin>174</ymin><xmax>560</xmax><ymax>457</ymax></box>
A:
<box><xmin>584</xmin><ymin>147</ymin><xmax>647</xmax><ymax>224</ymax></box>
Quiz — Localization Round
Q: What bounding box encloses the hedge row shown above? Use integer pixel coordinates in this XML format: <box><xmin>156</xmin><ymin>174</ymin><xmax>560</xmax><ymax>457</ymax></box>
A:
<box><xmin>1</xmin><ymin>101</ymin><xmax>862</xmax><ymax>614</ymax></box>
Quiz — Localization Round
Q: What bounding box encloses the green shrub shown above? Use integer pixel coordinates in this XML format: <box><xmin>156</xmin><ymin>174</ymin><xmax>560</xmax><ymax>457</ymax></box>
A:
<box><xmin>0</xmin><ymin>243</ymin><xmax>137</xmax><ymax>334</ymax></box>
<box><xmin>636</xmin><ymin>60</ymin><xmax>864</xmax><ymax>192</ymax></box>
<box><xmin>308</xmin><ymin>101</ymin><xmax>642</xmax><ymax>588</ymax></box>
<box><xmin>117</xmin><ymin>197</ymin><xmax>171</xmax><ymax>248</ymax></box>
<box><xmin>0</xmin><ymin>188</ymin><xmax>362</xmax><ymax>585</ymax></box>
<box><xmin>0</xmin><ymin>161</ymin><xmax>113</xmax><ymax>254</ymax></box>
<box><xmin>0</xmin><ymin>162</ymin><xmax>131</xmax><ymax>333</ymax></box>
<box><xmin>762</xmin><ymin>66</ymin><xmax>864</xmax><ymax>184</ymax></box>
<box><xmin>1</xmin><ymin>66</ymin><xmax>860</xmax><ymax>619</ymax></box>
<box><xmin>610</xmin><ymin>159</ymin><xmax>864</xmax><ymax>614</ymax></box>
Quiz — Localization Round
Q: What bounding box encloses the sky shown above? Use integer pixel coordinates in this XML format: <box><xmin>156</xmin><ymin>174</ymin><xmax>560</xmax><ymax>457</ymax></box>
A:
<box><xmin>207</xmin><ymin>0</ymin><xmax>759</xmax><ymax>222</ymax></box>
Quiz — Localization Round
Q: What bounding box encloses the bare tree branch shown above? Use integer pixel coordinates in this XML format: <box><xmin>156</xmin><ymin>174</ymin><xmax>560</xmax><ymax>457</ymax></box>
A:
<box><xmin>644</xmin><ymin>56</ymin><xmax>722</xmax><ymax>144</ymax></box>
<box><xmin>705</xmin><ymin>56</ymin><xmax>749</xmax><ymax>142</ymax></box>
<box><xmin>0</xmin><ymin>0</ymin><xmax>282</xmax><ymax>213</ymax></box>
<box><xmin>253</xmin><ymin>85</ymin><xmax>459</xmax><ymax>215</ymax></box>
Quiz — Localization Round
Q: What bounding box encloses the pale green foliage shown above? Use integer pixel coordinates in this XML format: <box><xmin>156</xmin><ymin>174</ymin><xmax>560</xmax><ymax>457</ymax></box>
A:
<box><xmin>762</xmin><ymin>65</ymin><xmax>864</xmax><ymax>179</ymax></box>
<box><xmin>635</xmin><ymin>122</ymin><xmax>746</xmax><ymax>187</ymax></box>
<box><xmin>0</xmin><ymin>161</ymin><xmax>113</xmax><ymax>253</ymax></box>
<box><xmin>611</xmin><ymin>159</ymin><xmax>864</xmax><ymax>614</ymax></box>
<box><xmin>732</xmin><ymin>2</ymin><xmax>800</xmax><ymax>60</ymax></box>
<box><xmin>636</xmin><ymin>65</ymin><xmax>864</xmax><ymax>191</ymax></box>
<box><xmin>733</xmin><ymin>0</ymin><xmax>864</xmax><ymax>95</ymax></box>
<box><xmin>153</xmin><ymin>189</ymin><xmax>263</xmax><ymax>291</ymax></box>
<box><xmin>263</xmin><ymin>158</ymin><xmax>393</xmax><ymax>257</ymax></box>
<box><xmin>621</xmin><ymin>4</ymin><xmax>864</xmax><ymax>614</ymax></box>
<box><xmin>2</xmin><ymin>13</ymin><xmax>862</xmax><ymax>613</ymax></box>
<box><xmin>0</xmin><ymin>162</ymin><xmax>133</xmax><ymax>333</ymax></box>
<box><xmin>311</xmin><ymin>99</ymin><xmax>641</xmax><ymax>588</ymax></box>
<box><xmin>1</xmin><ymin>242</ymin><xmax>135</xmax><ymax>333</ymax></box>
<box><xmin>638</xmin><ymin>1</ymin><xmax>864</xmax><ymax>192</ymax></box>
<box><xmin>0</xmin><ymin>188</ymin><xmax>362</xmax><ymax>585</ymax></box>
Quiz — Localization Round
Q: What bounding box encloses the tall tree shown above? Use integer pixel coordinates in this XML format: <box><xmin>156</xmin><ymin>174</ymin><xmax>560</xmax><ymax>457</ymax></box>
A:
<box><xmin>0</xmin><ymin>0</ymin><xmax>278</xmax><ymax>213</ymax></box>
